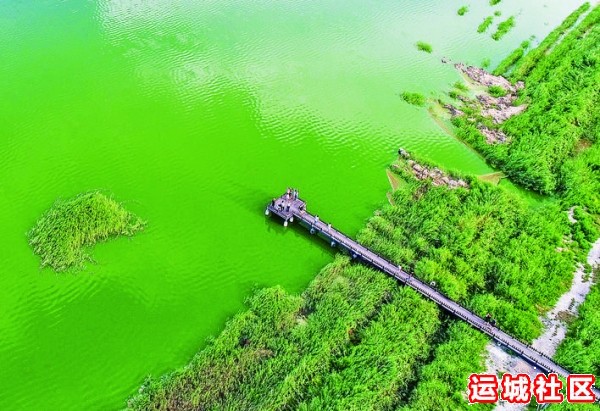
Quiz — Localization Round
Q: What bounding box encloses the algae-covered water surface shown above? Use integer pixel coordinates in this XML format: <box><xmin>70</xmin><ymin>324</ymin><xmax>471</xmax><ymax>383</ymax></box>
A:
<box><xmin>0</xmin><ymin>0</ymin><xmax>586</xmax><ymax>409</ymax></box>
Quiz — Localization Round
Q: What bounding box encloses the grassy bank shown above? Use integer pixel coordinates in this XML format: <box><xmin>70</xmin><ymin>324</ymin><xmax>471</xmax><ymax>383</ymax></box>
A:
<box><xmin>511</xmin><ymin>2</ymin><xmax>591</xmax><ymax>80</ymax></box>
<box><xmin>128</xmin><ymin>258</ymin><xmax>443</xmax><ymax>410</ymax></box>
<box><xmin>28</xmin><ymin>191</ymin><xmax>145</xmax><ymax>272</ymax></box>
<box><xmin>492</xmin><ymin>40</ymin><xmax>530</xmax><ymax>76</ymax></box>
<box><xmin>451</xmin><ymin>0</ymin><xmax>600</xmax><ymax>394</ymax></box>
<box><xmin>454</xmin><ymin>3</ymin><xmax>600</xmax><ymax>197</ymax></box>
<box><xmin>555</xmin><ymin>267</ymin><xmax>600</xmax><ymax>378</ymax></box>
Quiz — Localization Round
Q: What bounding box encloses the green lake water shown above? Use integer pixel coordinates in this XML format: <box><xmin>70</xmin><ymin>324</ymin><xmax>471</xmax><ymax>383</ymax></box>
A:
<box><xmin>0</xmin><ymin>0</ymin><xmax>586</xmax><ymax>409</ymax></box>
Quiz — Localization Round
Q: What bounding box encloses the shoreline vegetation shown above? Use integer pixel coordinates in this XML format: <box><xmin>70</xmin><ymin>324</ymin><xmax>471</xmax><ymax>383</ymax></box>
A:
<box><xmin>442</xmin><ymin>2</ymin><xmax>600</xmax><ymax>406</ymax></box>
<box><xmin>28</xmin><ymin>191</ymin><xmax>145</xmax><ymax>272</ymax></box>
<box><xmin>127</xmin><ymin>157</ymin><xmax>583</xmax><ymax>410</ymax></box>
<box><xmin>126</xmin><ymin>3</ymin><xmax>600</xmax><ymax>409</ymax></box>
<box><xmin>449</xmin><ymin>3</ymin><xmax>600</xmax><ymax>197</ymax></box>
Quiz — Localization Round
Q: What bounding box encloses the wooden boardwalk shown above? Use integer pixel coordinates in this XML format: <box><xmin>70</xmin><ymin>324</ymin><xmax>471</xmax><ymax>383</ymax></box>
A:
<box><xmin>266</xmin><ymin>191</ymin><xmax>600</xmax><ymax>402</ymax></box>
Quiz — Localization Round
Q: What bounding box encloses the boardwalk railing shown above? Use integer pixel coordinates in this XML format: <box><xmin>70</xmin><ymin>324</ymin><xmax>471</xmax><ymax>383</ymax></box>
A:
<box><xmin>265</xmin><ymin>191</ymin><xmax>600</xmax><ymax>402</ymax></box>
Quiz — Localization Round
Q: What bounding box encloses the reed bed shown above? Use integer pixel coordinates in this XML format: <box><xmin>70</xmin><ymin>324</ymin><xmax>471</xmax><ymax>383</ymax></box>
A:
<box><xmin>401</xmin><ymin>92</ymin><xmax>426</xmax><ymax>106</ymax></box>
<box><xmin>477</xmin><ymin>16</ymin><xmax>494</xmax><ymax>33</ymax></box>
<box><xmin>128</xmin><ymin>163</ymin><xmax>582</xmax><ymax>410</ymax></box>
<box><xmin>491</xmin><ymin>16</ymin><xmax>515</xmax><ymax>40</ymax></box>
<box><xmin>28</xmin><ymin>191</ymin><xmax>145</xmax><ymax>272</ymax></box>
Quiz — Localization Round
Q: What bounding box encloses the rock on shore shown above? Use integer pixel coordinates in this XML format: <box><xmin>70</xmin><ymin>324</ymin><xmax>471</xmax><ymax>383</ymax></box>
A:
<box><xmin>394</xmin><ymin>152</ymin><xmax>469</xmax><ymax>189</ymax></box>
<box><xmin>455</xmin><ymin>63</ymin><xmax>523</xmax><ymax>93</ymax></box>
<box><xmin>444</xmin><ymin>63</ymin><xmax>528</xmax><ymax>142</ymax></box>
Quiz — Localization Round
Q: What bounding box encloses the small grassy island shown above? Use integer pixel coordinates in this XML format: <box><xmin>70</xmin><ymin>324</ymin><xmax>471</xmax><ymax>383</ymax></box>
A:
<box><xmin>491</xmin><ymin>16</ymin><xmax>515</xmax><ymax>40</ymax></box>
<box><xmin>28</xmin><ymin>191</ymin><xmax>145</xmax><ymax>272</ymax></box>
<box><xmin>401</xmin><ymin>91</ymin><xmax>426</xmax><ymax>106</ymax></box>
<box><xmin>477</xmin><ymin>16</ymin><xmax>494</xmax><ymax>33</ymax></box>
<box><xmin>415</xmin><ymin>41</ymin><xmax>432</xmax><ymax>53</ymax></box>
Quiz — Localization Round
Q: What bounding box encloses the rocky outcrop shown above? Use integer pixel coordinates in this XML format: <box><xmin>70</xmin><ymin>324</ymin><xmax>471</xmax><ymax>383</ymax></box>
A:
<box><xmin>479</xmin><ymin>127</ymin><xmax>509</xmax><ymax>144</ymax></box>
<box><xmin>455</xmin><ymin>63</ymin><xmax>519</xmax><ymax>92</ymax></box>
<box><xmin>399</xmin><ymin>159</ymin><xmax>469</xmax><ymax>189</ymax></box>
<box><xmin>477</xmin><ymin>93</ymin><xmax>527</xmax><ymax>124</ymax></box>
<box><xmin>445</xmin><ymin>63</ymin><xmax>528</xmax><ymax>141</ymax></box>
<box><xmin>444</xmin><ymin>104</ymin><xmax>464</xmax><ymax>118</ymax></box>
<box><xmin>482</xmin><ymin>105</ymin><xmax>527</xmax><ymax>124</ymax></box>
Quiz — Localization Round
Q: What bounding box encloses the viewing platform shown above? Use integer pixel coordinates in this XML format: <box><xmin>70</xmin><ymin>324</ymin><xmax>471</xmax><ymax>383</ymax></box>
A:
<box><xmin>266</xmin><ymin>189</ymin><xmax>600</xmax><ymax>402</ymax></box>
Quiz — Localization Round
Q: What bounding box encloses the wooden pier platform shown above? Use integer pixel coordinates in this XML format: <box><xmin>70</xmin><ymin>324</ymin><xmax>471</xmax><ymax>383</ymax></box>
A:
<box><xmin>266</xmin><ymin>190</ymin><xmax>600</xmax><ymax>402</ymax></box>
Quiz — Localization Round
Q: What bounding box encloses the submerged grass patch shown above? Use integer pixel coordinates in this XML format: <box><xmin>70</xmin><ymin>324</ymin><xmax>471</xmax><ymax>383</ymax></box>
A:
<box><xmin>491</xmin><ymin>16</ymin><xmax>516</xmax><ymax>40</ymax></box>
<box><xmin>28</xmin><ymin>191</ymin><xmax>145</xmax><ymax>272</ymax></box>
<box><xmin>478</xmin><ymin>16</ymin><xmax>494</xmax><ymax>33</ymax></box>
<box><xmin>453</xmin><ymin>81</ymin><xmax>469</xmax><ymax>92</ymax></box>
<box><xmin>457</xmin><ymin>6</ymin><xmax>468</xmax><ymax>16</ymax></box>
<box><xmin>416</xmin><ymin>41</ymin><xmax>433</xmax><ymax>53</ymax></box>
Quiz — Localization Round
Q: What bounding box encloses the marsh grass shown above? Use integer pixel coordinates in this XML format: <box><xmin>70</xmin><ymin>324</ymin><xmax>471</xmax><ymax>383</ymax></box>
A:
<box><xmin>457</xmin><ymin>6</ymin><xmax>468</xmax><ymax>16</ymax></box>
<box><xmin>493</xmin><ymin>40</ymin><xmax>530</xmax><ymax>76</ymax></box>
<box><xmin>478</xmin><ymin>16</ymin><xmax>494</xmax><ymax>33</ymax></box>
<box><xmin>454</xmin><ymin>4</ymin><xmax>600</xmax><ymax>197</ymax></box>
<box><xmin>453</xmin><ymin>81</ymin><xmax>469</xmax><ymax>92</ymax></box>
<box><xmin>511</xmin><ymin>2</ymin><xmax>591</xmax><ymax>79</ymax></box>
<box><xmin>416</xmin><ymin>41</ymin><xmax>433</xmax><ymax>53</ymax></box>
<box><xmin>401</xmin><ymin>92</ymin><xmax>426</xmax><ymax>106</ymax></box>
<box><xmin>128</xmin><ymin>161</ymin><xmax>582</xmax><ymax>410</ymax></box>
<box><xmin>28</xmin><ymin>191</ymin><xmax>146</xmax><ymax>272</ymax></box>
<box><xmin>492</xmin><ymin>16</ymin><xmax>515</xmax><ymax>40</ymax></box>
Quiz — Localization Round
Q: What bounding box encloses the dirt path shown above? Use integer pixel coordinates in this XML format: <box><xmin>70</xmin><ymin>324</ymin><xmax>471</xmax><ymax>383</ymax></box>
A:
<box><xmin>485</xmin><ymin>238</ymin><xmax>600</xmax><ymax>410</ymax></box>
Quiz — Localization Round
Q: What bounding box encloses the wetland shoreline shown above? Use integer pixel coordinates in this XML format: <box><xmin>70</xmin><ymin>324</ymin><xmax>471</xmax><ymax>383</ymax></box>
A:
<box><xmin>125</xmin><ymin>3</ymin><xmax>600</xmax><ymax>410</ymax></box>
